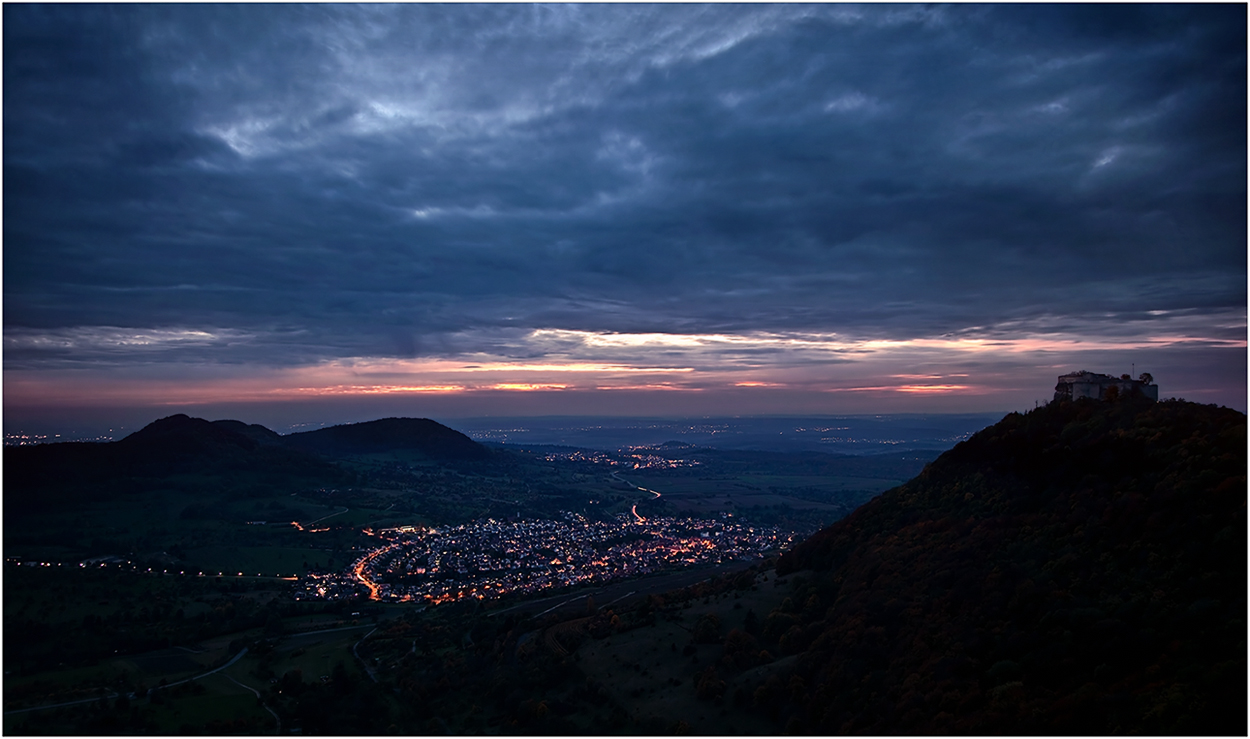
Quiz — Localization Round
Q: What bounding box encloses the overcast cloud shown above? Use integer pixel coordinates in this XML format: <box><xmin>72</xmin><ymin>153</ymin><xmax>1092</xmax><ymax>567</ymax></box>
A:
<box><xmin>4</xmin><ymin>4</ymin><xmax>1245</xmax><ymax>429</ymax></box>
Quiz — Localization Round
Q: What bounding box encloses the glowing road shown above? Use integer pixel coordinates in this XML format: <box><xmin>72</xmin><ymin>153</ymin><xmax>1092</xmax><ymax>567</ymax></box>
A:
<box><xmin>613</xmin><ymin>470</ymin><xmax>662</xmax><ymax>523</ymax></box>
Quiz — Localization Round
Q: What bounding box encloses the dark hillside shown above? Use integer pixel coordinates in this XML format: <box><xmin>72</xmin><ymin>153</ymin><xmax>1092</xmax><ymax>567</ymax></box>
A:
<box><xmin>4</xmin><ymin>414</ymin><xmax>343</xmax><ymax>512</ymax></box>
<box><xmin>210</xmin><ymin>418</ymin><xmax>287</xmax><ymax>446</ymax></box>
<box><xmin>114</xmin><ymin>414</ymin><xmax>269</xmax><ymax>464</ymax></box>
<box><xmin>113</xmin><ymin>414</ymin><xmax>337</xmax><ymax>480</ymax></box>
<box><xmin>282</xmin><ymin>417</ymin><xmax>490</xmax><ymax>461</ymax></box>
<box><xmin>772</xmin><ymin>397</ymin><xmax>1245</xmax><ymax>734</ymax></box>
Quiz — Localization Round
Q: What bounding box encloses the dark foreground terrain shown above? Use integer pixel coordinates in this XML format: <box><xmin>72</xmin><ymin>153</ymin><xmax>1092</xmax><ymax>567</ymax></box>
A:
<box><xmin>774</xmin><ymin>396</ymin><xmax>1247</xmax><ymax>734</ymax></box>
<box><xmin>5</xmin><ymin>397</ymin><xmax>1245</xmax><ymax>734</ymax></box>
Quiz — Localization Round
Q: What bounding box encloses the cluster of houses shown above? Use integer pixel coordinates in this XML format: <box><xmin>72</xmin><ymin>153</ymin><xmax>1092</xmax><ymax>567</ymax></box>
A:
<box><xmin>297</xmin><ymin>513</ymin><xmax>793</xmax><ymax>604</ymax></box>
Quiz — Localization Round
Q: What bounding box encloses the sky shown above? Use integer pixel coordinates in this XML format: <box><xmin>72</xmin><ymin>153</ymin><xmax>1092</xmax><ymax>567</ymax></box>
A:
<box><xmin>4</xmin><ymin>4</ymin><xmax>1246</xmax><ymax>436</ymax></box>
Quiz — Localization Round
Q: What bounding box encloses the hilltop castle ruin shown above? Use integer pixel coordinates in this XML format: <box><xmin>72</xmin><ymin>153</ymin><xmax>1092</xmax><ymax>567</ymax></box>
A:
<box><xmin>1054</xmin><ymin>371</ymin><xmax>1158</xmax><ymax>403</ymax></box>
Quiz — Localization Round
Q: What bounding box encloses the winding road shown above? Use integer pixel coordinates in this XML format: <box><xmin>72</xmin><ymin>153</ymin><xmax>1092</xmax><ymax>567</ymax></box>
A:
<box><xmin>5</xmin><ymin>647</ymin><xmax>251</xmax><ymax>716</ymax></box>
<box><xmin>222</xmin><ymin>673</ymin><xmax>281</xmax><ymax>734</ymax></box>
<box><xmin>612</xmin><ymin>470</ymin><xmax>662</xmax><ymax>522</ymax></box>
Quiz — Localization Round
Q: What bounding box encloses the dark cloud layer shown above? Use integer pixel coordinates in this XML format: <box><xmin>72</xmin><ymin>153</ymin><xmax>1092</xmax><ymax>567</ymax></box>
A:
<box><xmin>3</xmin><ymin>5</ymin><xmax>1245</xmax><ymax>418</ymax></box>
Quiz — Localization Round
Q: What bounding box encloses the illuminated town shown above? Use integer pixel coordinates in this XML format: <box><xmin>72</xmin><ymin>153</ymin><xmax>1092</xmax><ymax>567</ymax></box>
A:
<box><xmin>541</xmin><ymin>447</ymin><xmax>703</xmax><ymax>470</ymax></box>
<box><xmin>4</xmin><ymin>431</ymin><xmax>118</xmax><ymax>445</ymax></box>
<box><xmin>296</xmin><ymin>513</ymin><xmax>796</xmax><ymax>604</ymax></box>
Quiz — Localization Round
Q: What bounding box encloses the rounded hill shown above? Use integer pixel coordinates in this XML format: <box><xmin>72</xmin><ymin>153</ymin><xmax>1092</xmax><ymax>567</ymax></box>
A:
<box><xmin>772</xmin><ymin>397</ymin><xmax>1246</xmax><ymax>734</ymax></box>
<box><xmin>281</xmin><ymin>417</ymin><xmax>490</xmax><ymax>461</ymax></box>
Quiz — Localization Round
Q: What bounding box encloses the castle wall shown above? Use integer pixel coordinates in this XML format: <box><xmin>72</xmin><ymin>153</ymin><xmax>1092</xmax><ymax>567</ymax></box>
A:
<box><xmin>1054</xmin><ymin>372</ymin><xmax>1157</xmax><ymax>403</ymax></box>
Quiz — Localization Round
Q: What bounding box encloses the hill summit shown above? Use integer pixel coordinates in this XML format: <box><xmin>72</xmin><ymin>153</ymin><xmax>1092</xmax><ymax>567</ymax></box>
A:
<box><xmin>770</xmin><ymin>397</ymin><xmax>1245</xmax><ymax>734</ymax></box>
<box><xmin>4</xmin><ymin>415</ymin><xmax>490</xmax><ymax>512</ymax></box>
<box><xmin>281</xmin><ymin>417</ymin><xmax>490</xmax><ymax>460</ymax></box>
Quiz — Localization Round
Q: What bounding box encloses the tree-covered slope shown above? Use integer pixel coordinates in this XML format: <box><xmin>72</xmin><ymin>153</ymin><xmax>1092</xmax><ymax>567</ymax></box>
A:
<box><xmin>3</xmin><ymin>415</ymin><xmax>491</xmax><ymax>516</ymax></box>
<box><xmin>772</xmin><ymin>397</ymin><xmax>1245</xmax><ymax>734</ymax></box>
<box><xmin>3</xmin><ymin>414</ymin><xmax>344</xmax><ymax>512</ymax></box>
<box><xmin>281</xmin><ymin>417</ymin><xmax>491</xmax><ymax>460</ymax></box>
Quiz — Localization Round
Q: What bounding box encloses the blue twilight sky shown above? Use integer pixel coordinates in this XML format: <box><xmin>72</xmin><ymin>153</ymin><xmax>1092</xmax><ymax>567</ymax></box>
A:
<box><xmin>3</xmin><ymin>4</ymin><xmax>1246</xmax><ymax>435</ymax></box>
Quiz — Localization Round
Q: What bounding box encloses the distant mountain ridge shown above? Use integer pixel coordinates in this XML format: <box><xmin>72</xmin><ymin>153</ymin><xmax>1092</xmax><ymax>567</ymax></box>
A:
<box><xmin>4</xmin><ymin>414</ymin><xmax>490</xmax><ymax>512</ymax></box>
<box><xmin>765</xmin><ymin>397</ymin><xmax>1246</xmax><ymax>734</ymax></box>
<box><xmin>5</xmin><ymin>414</ymin><xmax>330</xmax><ymax>511</ymax></box>
<box><xmin>282</xmin><ymin>417</ymin><xmax>489</xmax><ymax>460</ymax></box>
<box><xmin>114</xmin><ymin>414</ymin><xmax>287</xmax><ymax>462</ymax></box>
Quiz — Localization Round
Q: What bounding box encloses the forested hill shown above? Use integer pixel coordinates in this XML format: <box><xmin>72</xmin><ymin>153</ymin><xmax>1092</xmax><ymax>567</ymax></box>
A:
<box><xmin>3</xmin><ymin>414</ymin><xmax>345</xmax><ymax>512</ymax></box>
<box><xmin>3</xmin><ymin>415</ymin><xmax>490</xmax><ymax>513</ymax></box>
<box><xmin>771</xmin><ymin>397</ymin><xmax>1246</xmax><ymax>734</ymax></box>
<box><xmin>281</xmin><ymin>417</ymin><xmax>490</xmax><ymax>460</ymax></box>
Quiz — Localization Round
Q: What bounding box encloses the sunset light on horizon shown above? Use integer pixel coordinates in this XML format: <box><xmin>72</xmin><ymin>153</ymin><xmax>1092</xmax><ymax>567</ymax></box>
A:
<box><xmin>3</xmin><ymin>4</ymin><xmax>1245</xmax><ymax>437</ymax></box>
